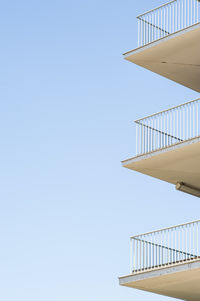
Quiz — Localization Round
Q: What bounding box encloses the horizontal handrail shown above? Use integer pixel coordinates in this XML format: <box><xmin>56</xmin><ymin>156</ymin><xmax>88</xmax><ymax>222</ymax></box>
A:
<box><xmin>131</xmin><ymin>219</ymin><xmax>200</xmax><ymax>238</ymax></box>
<box><xmin>137</xmin><ymin>0</ymin><xmax>177</xmax><ymax>18</ymax></box>
<box><xmin>135</xmin><ymin>98</ymin><xmax>200</xmax><ymax>123</ymax></box>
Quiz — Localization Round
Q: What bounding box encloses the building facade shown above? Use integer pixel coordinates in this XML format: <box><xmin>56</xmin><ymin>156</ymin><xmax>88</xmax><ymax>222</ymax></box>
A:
<box><xmin>119</xmin><ymin>1</ymin><xmax>200</xmax><ymax>300</ymax></box>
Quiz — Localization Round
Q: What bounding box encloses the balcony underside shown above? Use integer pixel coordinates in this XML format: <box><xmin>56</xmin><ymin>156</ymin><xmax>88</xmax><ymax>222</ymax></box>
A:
<box><xmin>119</xmin><ymin>260</ymin><xmax>200</xmax><ymax>301</ymax></box>
<box><xmin>124</xmin><ymin>23</ymin><xmax>200</xmax><ymax>92</ymax></box>
<box><xmin>122</xmin><ymin>137</ymin><xmax>200</xmax><ymax>190</ymax></box>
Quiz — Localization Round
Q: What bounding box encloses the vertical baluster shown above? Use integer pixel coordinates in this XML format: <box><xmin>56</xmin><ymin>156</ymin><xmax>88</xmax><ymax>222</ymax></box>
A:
<box><xmin>138</xmin><ymin>122</ymin><xmax>141</xmax><ymax>155</ymax></box>
<box><xmin>188</xmin><ymin>0</ymin><xmax>190</xmax><ymax>26</ymax></box>
<box><xmin>188</xmin><ymin>103</ymin><xmax>190</xmax><ymax>140</ymax></box>
<box><xmin>175</xmin><ymin>0</ymin><xmax>176</xmax><ymax>32</ymax></box>
<box><xmin>140</xmin><ymin>237</ymin><xmax>142</xmax><ymax>270</ymax></box>
<box><xmin>171</xmin><ymin>5</ymin><xmax>174</xmax><ymax>33</ymax></box>
<box><xmin>197</xmin><ymin>100</ymin><xmax>199</xmax><ymax>137</ymax></box>
<box><xmin>158</xmin><ymin>114</ymin><xmax>160</xmax><ymax>150</ymax></box>
<box><xmin>143</xmin><ymin>16</ymin><xmax>145</xmax><ymax>45</ymax></box>
<box><xmin>170</xmin><ymin>229</ymin><xmax>172</xmax><ymax>264</ymax></box>
<box><xmin>193</xmin><ymin>101</ymin><xmax>195</xmax><ymax>137</ymax></box>
<box><xmin>173</xmin><ymin>109</ymin><xmax>175</xmax><ymax>144</ymax></box>
<box><xmin>146</xmin><ymin>239</ymin><xmax>148</xmax><ymax>269</ymax></box>
<box><xmin>167</xmin><ymin>229</ymin><xmax>169</xmax><ymax>264</ymax></box>
<box><xmin>133</xmin><ymin>239</ymin><xmax>136</xmax><ymax>272</ymax></box>
<box><xmin>160</xmin><ymin>113</ymin><xmax>162</xmax><ymax>149</ymax></box>
<box><xmin>185</xmin><ymin>0</ymin><xmax>187</xmax><ymax>27</ymax></box>
<box><xmin>171</xmin><ymin>109</ymin><xmax>173</xmax><ymax>145</ymax></box>
<box><xmin>138</xmin><ymin>19</ymin><xmax>140</xmax><ymax>47</ymax></box>
<box><xmin>149</xmin><ymin>234</ymin><xmax>152</xmax><ymax>269</ymax></box>
<box><xmin>195</xmin><ymin>100</ymin><xmax>198</xmax><ymax>137</ymax></box>
<box><xmin>186</xmin><ymin>104</ymin><xmax>188</xmax><ymax>140</ymax></box>
<box><xmin>177</xmin><ymin>226</ymin><xmax>179</xmax><ymax>262</ymax></box>
<box><xmin>197</xmin><ymin>222</ymin><xmax>199</xmax><ymax>258</ymax></box>
<box><xmin>190</xmin><ymin>102</ymin><xmax>192</xmax><ymax>139</ymax></box>
<box><xmin>193</xmin><ymin>222</ymin><xmax>195</xmax><ymax>259</ymax></box>
<box><xmin>131</xmin><ymin>238</ymin><xmax>133</xmax><ymax>273</ymax></box>
<box><xmin>180</xmin><ymin>104</ymin><xmax>182</xmax><ymax>141</ymax></box>
<box><xmin>177</xmin><ymin>107</ymin><xmax>179</xmax><ymax>143</ymax></box>
<box><xmin>141</xmin><ymin>17</ymin><xmax>143</xmax><ymax>46</ymax></box>
<box><xmin>176</xmin><ymin>107</ymin><xmax>178</xmax><ymax>143</ymax></box>
<box><xmin>149</xmin><ymin>14</ymin><xmax>151</xmax><ymax>43</ymax></box>
<box><xmin>191</xmin><ymin>223</ymin><xmax>193</xmax><ymax>260</ymax></box>
<box><xmin>145</xmin><ymin>119</ymin><xmax>147</xmax><ymax>153</ymax></box>
<box><xmin>198</xmin><ymin>100</ymin><xmax>199</xmax><ymax>136</ymax></box>
<box><xmin>181</xmin><ymin>0</ymin><xmax>183</xmax><ymax>29</ymax></box>
<box><xmin>159</xmin><ymin>232</ymin><xmax>161</xmax><ymax>267</ymax></box>
<box><xmin>164</xmin><ymin>6</ymin><xmax>165</xmax><ymax>37</ymax></box>
<box><xmin>179</xmin><ymin>226</ymin><xmax>182</xmax><ymax>262</ymax></box>
<box><xmin>141</xmin><ymin>121</ymin><xmax>143</xmax><ymax>154</ymax></box>
<box><xmin>174</xmin><ymin>227</ymin><xmax>176</xmax><ymax>263</ymax></box>
<box><xmin>146</xmin><ymin>119</ymin><xmax>148</xmax><ymax>153</ymax></box>
<box><xmin>144</xmin><ymin>120</ymin><xmax>146</xmax><ymax>153</ymax></box>
<box><xmin>167</xmin><ymin>4</ymin><xmax>169</xmax><ymax>34</ymax></box>
<box><xmin>162</xmin><ymin>230</ymin><xmax>164</xmax><ymax>265</ymax></box>
<box><xmin>161</xmin><ymin>7</ymin><xmax>163</xmax><ymax>38</ymax></box>
<box><xmin>158</xmin><ymin>8</ymin><xmax>160</xmax><ymax>39</ymax></box>
<box><xmin>149</xmin><ymin>117</ymin><xmax>151</xmax><ymax>152</ymax></box>
<box><xmin>183</xmin><ymin>103</ymin><xmax>185</xmax><ymax>140</ymax></box>
<box><xmin>152</xmin><ymin>233</ymin><xmax>154</xmax><ymax>268</ymax></box>
<box><xmin>143</xmin><ymin>236</ymin><xmax>145</xmax><ymax>269</ymax></box>
<box><xmin>136</xmin><ymin>123</ymin><xmax>138</xmax><ymax>155</ymax></box>
<box><xmin>136</xmin><ymin>238</ymin><xmax>138</xmax><ymax>271</ymax></box>
<box><xmin>164</xmin><ymin>112</ymin><xmax>166</xmax><ymax>148</ymax></box>
<box><xmin>152</xmin><ymin>116</ymin><xmax>155</xmax><ymax>151</ymax></box>
<box><xmin>186</xmin><ymin>224</ymin><xmax>188</xmax><ymax>260</ymax></box>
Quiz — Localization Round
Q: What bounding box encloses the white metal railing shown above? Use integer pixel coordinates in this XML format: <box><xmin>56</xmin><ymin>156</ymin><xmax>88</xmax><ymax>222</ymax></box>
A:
<box><xmin>137</xmin><ymin>0</ymin><xmax>200</xmax><ymax>47</ymax></box>
<box><xmin>135</xmin><ymin>98</ymin><xmax>200</xmax><ymax>156</ymax></box>
<box><xmin>130</xmin><ymin>220</ymin><xmax>200</xmax><ymax>274</ymax></box>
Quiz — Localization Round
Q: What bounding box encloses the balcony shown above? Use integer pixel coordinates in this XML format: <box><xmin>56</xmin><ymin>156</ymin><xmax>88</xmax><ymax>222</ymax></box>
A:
<box><xmin>122</xmin><ymin>98</ymin><xmax>200</xmax><ymax>196</ymax></box>
<box><xmin>119</xmin><ymin>220</ymin><xmax>200</xmax><ymax>301</ymax></box>
<box><xmin>124</xmin><ymin>0</ymin><xmax>200</xmax><ymax>91</ymax></box>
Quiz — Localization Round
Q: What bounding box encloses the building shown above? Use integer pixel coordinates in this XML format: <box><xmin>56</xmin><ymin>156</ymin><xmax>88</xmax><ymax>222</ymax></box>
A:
<box><xmin>119</xmin><ymin>1</ymin><xmax>200</xmax><ymax>300</ymax></box>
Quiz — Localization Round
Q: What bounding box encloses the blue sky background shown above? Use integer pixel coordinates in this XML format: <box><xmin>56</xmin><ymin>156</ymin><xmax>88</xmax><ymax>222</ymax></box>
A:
<box><xmin>0</xmin><ymin>0</ymin><xmax>199</xmax><ymax>300</ymax></box>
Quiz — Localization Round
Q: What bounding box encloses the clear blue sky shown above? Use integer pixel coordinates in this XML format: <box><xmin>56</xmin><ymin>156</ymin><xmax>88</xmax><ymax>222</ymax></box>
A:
<box><xmin>0</xmin><ymin>0</ymin><xmax>199</xmax><ymax>300</ymax></box>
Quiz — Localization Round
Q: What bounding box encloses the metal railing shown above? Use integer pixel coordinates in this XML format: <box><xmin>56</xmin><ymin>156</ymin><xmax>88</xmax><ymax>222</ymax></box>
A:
<box><xmin>137</xmin><ymin>0</ymin><xmax>200</xmax><ymax>47</ymax></box>
<box><xmin>135</xmin><ymin>98</ymin><xmax>200</xmax><ymax>156</ymax></box>
<box><xmin>130</xmin><ymin>220</ymin><xmax>200</xmax><ymax>274</ymax></box>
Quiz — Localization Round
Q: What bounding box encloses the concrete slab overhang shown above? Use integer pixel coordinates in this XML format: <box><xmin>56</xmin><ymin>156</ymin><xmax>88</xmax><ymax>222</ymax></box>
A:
<box><xmin>124</xmin><ymin>23</ymin><xmax>200</xmax><ymax>92</ymax></box>
<box><xmin>122</xmin><ymin>137</ymin><xmax>200</xmax><ymax>191</ymax></box>
<box><xmin>119</xmin><ymin>260</ymin><xmax>200</xmax><ymax>301</ymax></box>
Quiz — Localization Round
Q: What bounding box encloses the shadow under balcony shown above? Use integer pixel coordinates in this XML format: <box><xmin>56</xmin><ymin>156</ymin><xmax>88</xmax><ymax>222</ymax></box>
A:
<box><xmin>119</xmin><ymin>220</ymin><xmax>200</xmax><ymax>301</ymax></box>
<box><xmin>124</xmin><ymin>0</ymin><xmax>200</xmax><ymax>92</ymax></box>
<box><xmin>122</xmin><ymin>98</ymin><xmax>200</xmax><ymax>196</ymax></box>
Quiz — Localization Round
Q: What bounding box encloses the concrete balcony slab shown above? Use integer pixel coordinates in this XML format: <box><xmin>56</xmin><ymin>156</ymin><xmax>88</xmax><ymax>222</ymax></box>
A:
<box><xmin>124</xmin><ymin>23</ymin><xmax>200</xmax><ymax>92</ymax></box>
<box><xmin>122</xmin><ymin>137</ymin><xmax>200</xmax><ymax>191</ymax></box>
<box><xmin>119</xmin><ymin>260</ymin><xmax>200</xmax><ymax>301</ymax></box>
